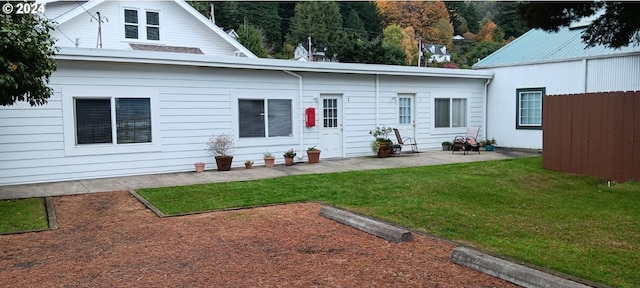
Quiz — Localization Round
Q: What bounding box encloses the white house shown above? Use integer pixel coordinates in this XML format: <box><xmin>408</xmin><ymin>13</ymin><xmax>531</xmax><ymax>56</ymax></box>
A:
<box><xmin>474</xmin><ymin>27</ymin><xmax>640</xmax><ymax>149</ymax></box>
<box><xmin>0</xmin><ymin>0</ymin><xmax>493</xmax><ymax>187</ymax></box>
<box><xmin>422</xmin><ymin>44</ymin><xmax>451</xmax><ymax>63</ymax></box>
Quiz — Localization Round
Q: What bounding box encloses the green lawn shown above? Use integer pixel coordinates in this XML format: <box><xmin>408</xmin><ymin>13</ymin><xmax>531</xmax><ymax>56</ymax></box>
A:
<box><xmin>137</xmin><ymin>157</ymin><xmax>639</xmax><ymax>288</ymax></box>
<box><xmin>0</xmin><ymin>198</ymin><xmax>48</xmax><ymax>233</ymax></box>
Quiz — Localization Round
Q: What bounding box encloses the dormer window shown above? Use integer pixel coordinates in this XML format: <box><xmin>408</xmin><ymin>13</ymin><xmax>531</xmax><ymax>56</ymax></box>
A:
<box><xmin>123</xmin><ymin>8</ymin><xmax>160</xmax><ymax>41</ymax></box>
<box><xmin>124</xmin><ymin>9</ymin><xmax>138</xmax><ymax>39</ymax></box>
<box><xmin>146</xmin><ymin>11</ymin><xmax>159</xmax><ymax>40</ymax></box>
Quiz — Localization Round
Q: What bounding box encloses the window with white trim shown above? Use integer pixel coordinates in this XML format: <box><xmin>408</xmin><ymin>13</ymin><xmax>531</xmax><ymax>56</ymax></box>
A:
<box><xmin>146</xmin><ymin>11</ymin><xmax>160</xmax><ymax>40</ymax></box>
<box><xmin>123</xmin><ymin>9</ymin><xmax>160</xmax><ymax>40</ymax></box>
<box><xmin>398</xmin><ymin>96</ymin><xmax>412</xmax><ymax>125</ymax></box>
<box><xmin>239</xmin><ymin>99</ymin><xmax>292</xmax><ymax>138</ymax></box>
<box><xmin>435</xmin><ymin>98</ymin><xmax>467</xmax><ymax>128</ymax></box>
<box><xmin>124</xmin><ymin>9</ymin><xmax>139</xmax><ymax>39</ymax></box>
<box><xmin>516</xmin><ymin>88</ymin><xmax>544</xmax><ymax>130</ymax></box>
<box><xmin>75</xmin><ymin>98</ymin><xmax>152</xmax><ymax>145</ymax></box>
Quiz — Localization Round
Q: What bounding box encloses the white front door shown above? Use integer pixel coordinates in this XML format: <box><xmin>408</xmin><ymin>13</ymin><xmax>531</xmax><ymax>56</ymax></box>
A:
<box><xmin>319</xmin><ymin>95</ymin><xmax>343</xmax><ymax>158</ymax></box>
<box><xmin>397</xmin><ymin>94</ymin><xmax>416</xmax><ymax>141</ymax></box>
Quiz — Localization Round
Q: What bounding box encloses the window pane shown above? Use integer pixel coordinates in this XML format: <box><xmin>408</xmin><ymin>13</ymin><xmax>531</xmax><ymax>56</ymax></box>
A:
<box><xmin>519</xmin><ymin>91</ymin><xmax>542</xmax><ymax>126</ymax></box>
<box><xmin>125</xmin><ymin>25</ymin><xmax>138</xmax><ymax>39</ymax></box>
<box><xmin>116</xmin><ymin>98</ymin><xmax>151</xmax><ymax>144</ymax></box>
<box><xmin>399</xmin><ymin>97</ymin><xmax>411</xmax><ymax>124</ymax></box>
<box><xmin>452</xmin><ymin>98</ymin><xmax>467</xmax><ymax>128</ymax></box>
<box><xmin>268</xmin><ymin>100</ymin><xmax>292</xmax><ymax>137</ymax></box>
<box><xmin>75</xmin><ymin>99</ymin><xmax>112</xmax><ymax>145</ymax></box>
<box><xmin>146</xmin><ymin>11</ymin><xmax>159</xmax><ymax>25</ymax></box>
<box><xmin>124</xmin><ymin>9</ymin><xmax>138</xmax><ymax>23</ymax></box>
<box><xmin>147</xmin><ymin>27</ymin><xmax>159</xmax><ymax>40</ymax></box>
<box><xmin>323</xmin><ymin>98</ymin><xmax>338</xmax><ymax>128</ymax></box>
<box><xmin>239</xmin><ymin>99</ymin><xmax>265</xmax><ymax>137</ymax></box>
<box><xmin>435</xmin><ymin>98</ymin><xmax>450</xmax><ymax>128</ymax></box>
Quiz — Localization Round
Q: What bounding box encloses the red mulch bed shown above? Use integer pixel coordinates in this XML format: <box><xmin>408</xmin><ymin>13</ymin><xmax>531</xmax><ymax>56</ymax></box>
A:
<box><xmin>0</xmin><ymin>191</ymin><xmax>518</xmax><ymax>287</ymax></box>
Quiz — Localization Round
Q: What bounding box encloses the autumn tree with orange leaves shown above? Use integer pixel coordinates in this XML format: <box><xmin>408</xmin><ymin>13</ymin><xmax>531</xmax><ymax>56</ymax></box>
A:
<box><xmin>476</xmin><ymin>21</ymin><xmax>505</xmax><ymax>43</ymax></box>
<box><xmin>376</xmin><ymin>0</ymin><xmax>453</xmax><ymax>48</ymax></box>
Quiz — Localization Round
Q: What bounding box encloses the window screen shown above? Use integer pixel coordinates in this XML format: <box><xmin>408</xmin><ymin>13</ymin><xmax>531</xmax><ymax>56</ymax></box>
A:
<box><xmin>75</xmin><ymin>99</ymin><xmax>113</xmax><ymax>144</ymax></box>
<box><xmin>124</xmin><ymin>9</ymin><xmax>138</xmax><ymax>39</ymax></box>
<box><xmin>146</xmin><ymin>11</ymin><xmax>159</xmax><ymax>40</ymax></box>
<box><xmin>239</xmin><ymin>99</ymin><xmax>265</xmax><ymax>138</ymax></box>
<box><xmin>116</xmin><ymin>98</ymin><xmax>151</xmax><ymax>144</ymax></box>
<box><xmin>268</xmin><ymin>99</ymin><xmax>292</xmax><ymax>137</ymax></box>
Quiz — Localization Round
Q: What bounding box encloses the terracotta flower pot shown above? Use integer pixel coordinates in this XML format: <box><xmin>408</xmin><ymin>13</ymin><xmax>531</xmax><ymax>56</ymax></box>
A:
<box><xmin>194</xmin><ymin>163</ymin><xmax>205</xmax><ymax>173</ymax></box>
<box><xmin>377</xmin><ymin>141</ymin><xmax>392</xmax><ymax>158</ymax></box>
<box><xmin>284</xmin><ymin>156</ymin><xmax>295</xmax><ymax>166</ymax></box>
<box><xmin>214</xmin><ymin>156</ymin><xmax>233</xmax><ymax>171</ymax></box>
<box><xmin>264</xmin><ymin>157</ymin><xmax>275</xmax><ymax>168</ymax></box>
<box><xmin>245</xmin><ymin>163</ymin><xmax>253</xmax><ymax>169</ymax></box>
<box><xmin>307</xmin><ymin>150</ymin><xmax>321</xmax><ymax>163</ymax></box>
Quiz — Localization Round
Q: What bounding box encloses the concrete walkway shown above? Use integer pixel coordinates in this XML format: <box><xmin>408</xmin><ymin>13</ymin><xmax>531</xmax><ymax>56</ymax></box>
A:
<box><xmin>0</xmin><ymin>148</ymin><xmax>540</xmax><ymax>200</ymax></box>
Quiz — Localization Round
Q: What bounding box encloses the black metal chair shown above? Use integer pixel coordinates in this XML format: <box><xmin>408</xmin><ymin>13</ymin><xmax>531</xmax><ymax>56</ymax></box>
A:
<box><xmin>393</xmin><ymin>128</ymin><xmax>419</xmax><ymax>156</ymax></box>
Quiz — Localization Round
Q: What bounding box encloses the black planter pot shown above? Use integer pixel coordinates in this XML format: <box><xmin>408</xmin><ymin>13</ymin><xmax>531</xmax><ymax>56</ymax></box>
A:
<box><xmin>215</xmin><ymin>156</ymin><xmax>233</xmax><ymax>171</ymax></box>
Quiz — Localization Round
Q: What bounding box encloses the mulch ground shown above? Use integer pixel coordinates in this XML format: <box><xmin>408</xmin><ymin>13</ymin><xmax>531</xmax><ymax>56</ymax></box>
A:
<box><xmin>0</xmin><ymin>191</ymin><xmax>518</xmax><ymax>287</ymax></box>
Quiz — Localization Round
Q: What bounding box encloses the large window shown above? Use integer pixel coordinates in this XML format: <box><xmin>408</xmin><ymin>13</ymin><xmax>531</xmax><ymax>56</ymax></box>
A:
<box><xmin>75</xmin><ymin>98</ymin><xmax>151</xmax><ymax>145</ymax></box>
<box><xmin>124</xmin><ymin>9</ymin><xmax>159</xmax><ymax>40</ymax></box>
<box><xmin>435</xmin><ymin>98</ymin><xmax>467</xmax><ymax>128</ymax></box>
<box><xmin>516</xmin><ymin>88</ymin><xmax>544</xmax><ymax>129</ymax></box>
<box><xmin>239</xmin><ymin>99</ymin><xmax>292</xmax><ymax>138</ymax></box>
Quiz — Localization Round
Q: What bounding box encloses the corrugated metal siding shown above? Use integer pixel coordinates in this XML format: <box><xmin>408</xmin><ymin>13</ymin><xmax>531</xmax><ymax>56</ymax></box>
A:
<box><xmin>587</xmin><ymin>55</ymin><xmax>640</xmax><ymax>92</ymax></box>
<box><xmin>475</xmin><ymin>28</ymin><xmax>640</xmax><ymax>68</ymax></box>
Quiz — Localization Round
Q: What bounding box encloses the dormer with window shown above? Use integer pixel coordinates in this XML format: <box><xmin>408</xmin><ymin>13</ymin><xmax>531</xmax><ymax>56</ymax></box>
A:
<box><xmin>124</xmin><ymin>8</ymin><xmax>160</xmax><ymax>41</ymax></box>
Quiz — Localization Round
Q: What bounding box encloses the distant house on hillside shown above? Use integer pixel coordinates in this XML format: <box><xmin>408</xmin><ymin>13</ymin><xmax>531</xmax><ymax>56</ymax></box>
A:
<box><xmin>421</xmin><ymin>43</ymin><xmax>451</xmax><ymax>63</ymax></box>
<box><xmin>474</xmin><ymin>27</ymin><xmax>640</xmax><ymax>149</ymax></box>
<box><xmin>293</xmin><ymin>43</ymin><xmax>334</xmax><ymax>62</ymax></box>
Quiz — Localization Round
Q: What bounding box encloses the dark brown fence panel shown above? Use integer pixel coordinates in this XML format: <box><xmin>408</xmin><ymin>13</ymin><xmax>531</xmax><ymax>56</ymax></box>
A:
<box><xmin>543</xmin><ymin>91</ymin><xmax>639</xmax><ymax>182</ymax></box>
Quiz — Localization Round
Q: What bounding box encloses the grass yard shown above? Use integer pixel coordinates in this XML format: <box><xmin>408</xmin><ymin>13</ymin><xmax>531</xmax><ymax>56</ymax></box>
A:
<box><xmin>0</xmin><ymin>198</ymin><xmax>48</xmax><ymax>234</ymax></box>
<box><xmin>137</xmin><ymin>157</ymin><xmax>640</xmax><ymax>288</ymax></box>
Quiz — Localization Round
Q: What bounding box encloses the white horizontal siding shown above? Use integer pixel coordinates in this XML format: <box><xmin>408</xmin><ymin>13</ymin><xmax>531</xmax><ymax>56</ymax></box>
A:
<box><xmin>0</xmin><ymin>59</ymin><xmax>487</xmax><ymax>186</ymax></box>
<box><xmin>50</xmin><ymin>1</ymin><xmax>238</xmax><ymax>56</ymax></box>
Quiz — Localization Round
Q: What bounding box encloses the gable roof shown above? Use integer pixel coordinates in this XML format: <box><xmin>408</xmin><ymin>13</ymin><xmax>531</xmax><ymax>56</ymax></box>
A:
<box><xmin>44</xmin><ymin>0</ymin><xmax>256</xmax><ymax>58</ymax></box>
<box><xmin>473</xmin><ymin>27</ymin><xmax>640</xmax><ymax>69</ymax></box>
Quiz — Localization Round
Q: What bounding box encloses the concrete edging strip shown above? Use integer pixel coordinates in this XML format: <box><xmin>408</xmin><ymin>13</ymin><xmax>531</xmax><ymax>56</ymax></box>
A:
<box><xmin>319</xmin><ymin>206</ymin><xmax>413</xmax><ymax>243</ymax></box>
<box><xmin>450</xmin><ymin>247</ymin><xmax>592</xmax><ymax>288</ymax></box>
<box><xmin>45</xmin><ymin>197</ymin><xmax>58</xmax><ymax>230</ymax></box>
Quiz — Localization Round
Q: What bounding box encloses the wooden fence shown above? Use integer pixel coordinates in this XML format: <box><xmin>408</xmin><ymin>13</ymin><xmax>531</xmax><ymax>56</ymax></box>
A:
<box><xmin>542</xmin><ymin>91</ymin><xmax>640</xmax><ymax>182</ymax></box>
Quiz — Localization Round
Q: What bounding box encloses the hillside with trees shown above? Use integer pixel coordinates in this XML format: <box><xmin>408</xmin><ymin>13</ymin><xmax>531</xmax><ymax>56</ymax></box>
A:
<box><xmin>188</xmin><ymin>1</ymin><xmax>529</xmax><ymax>68</ymax></box>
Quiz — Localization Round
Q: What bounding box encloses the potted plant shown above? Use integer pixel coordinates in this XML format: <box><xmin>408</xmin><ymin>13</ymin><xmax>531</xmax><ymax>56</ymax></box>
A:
<box><xmin>194</xmin><ymin>162</ymin><xmax>205</xmax><ymax>172</ymax></box>
<box><xmin>206</xmin><ymin>133</ymin><xmax>234</xmax><ymax>171</ymax></box>
<box><xmin>244</xmin><ymin>160</ymin><xmax>253</xmax><ymax>169</ymax></box>
<box><xmin>369</xmin><ymin>126</ymin><xmax>393</xmax><ymax>158</ymax></box>
<box><xmin>441</xmin><ymin>141</ymin><xmax>452</xmax><ymax>151</ymax></box>
<box><xmin>484</xmin><ymin>138</ymin><xmax>497</xmax><ymax>151</ymax></box>
<box><xmin>263</xmin><ymin>152</ymin><xmax>275</xmax><ymax>168</ymax></box>
<box><xmin>306</xmin><ymin>146</ymin><xmax>321</xmax><ymax>163</ymax></box>
<box><xmin>283</xmin><ymin>148</ymin><xmax>296</xmax><ymax>166</ymax></box>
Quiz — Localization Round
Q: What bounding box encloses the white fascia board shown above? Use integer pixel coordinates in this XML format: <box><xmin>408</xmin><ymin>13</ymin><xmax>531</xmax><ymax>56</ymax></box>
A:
<box><xmin>55</xmin><ymin>47</ymin><xmax>494</xmax><ymax>79</ymax></box>
<box><xmin>49</xmin><ymin>0</ymin><xmax>105</xmax><ymax>24</ymax></box>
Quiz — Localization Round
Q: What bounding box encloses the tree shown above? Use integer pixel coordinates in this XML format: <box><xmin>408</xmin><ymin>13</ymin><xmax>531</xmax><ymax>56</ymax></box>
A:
<box><xmin>466</xmin><ymin>41</ymin><xmax>504</xmax><ymax>65</ymax></box>
<box><xmin>518</xmin><ymin>2</ymin><xmax>640</xmax><ymax>48</ymax></box>
<box><xmin>338</xmin><ymin>2</ymin><xmax>383</xmax><ymax>41</ymax></box>
<box><xmin>382</xmin><ymin>24</ymin><xmax>418</xmax><ymax>66</ymax></box>
<box><xmin>286</xmin><ymin>1</ymin><xmax>343</xmax><ymax>49</ymax></box>
<box><xmin>343</xmin><ymin>9</ymin><xmax>367</xmax><ymax>40</ymax></box>
<box><xmin>476</xmin><ymin>21</ymin><xmax>504</xmax><ymax>43</ymax></box>
<box><xmin>0</xmin><ymin>13</ymin><xmax>57</xmax><ymax>106</ymax></box>
<box><xmin>237</xmin><ymin>23</ymin><xmax>269</xmax><ymax>58</ymax></box>
<box><xmin>494</xmin><ymin>2</ymin><xmax>529</xmax><ymax>39</ymax></box>
<box><xmin>332</xmin><ymin>32</ymin><xmax>405</xmax><ymax>65</ymax></box>
<box><xmin>377</xmin><ymin>0</ymin><xmax>452</xmax><ymax>46</ymax></box>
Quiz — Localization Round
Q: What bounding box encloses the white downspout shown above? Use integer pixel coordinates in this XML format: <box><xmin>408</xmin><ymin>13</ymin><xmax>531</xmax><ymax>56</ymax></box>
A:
<box><xmin>483</xmin><ymin>78</ymin><xmax>491</xmax><ymax>140</ymax></box>
<box><xmin>375</xmin><ymin>74</ymin><xmax>380</xmax><ymax>126</ymax></box>
<box><xmin>283</xmin><ymin>70</ymin><xmax>304</xmax><ymax>160</ymax></box>
<box><xmin>582</xmin><ymin>58</ymin><xmax>588</xmax><ymax>93</ymax></box>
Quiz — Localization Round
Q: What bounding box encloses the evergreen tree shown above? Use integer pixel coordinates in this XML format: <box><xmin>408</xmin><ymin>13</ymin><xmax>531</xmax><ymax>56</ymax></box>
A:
<box><xmin>344</xmin><ymin>9</ymin><xmax>367</xmax><ymax>40</ymax></box>
<box><xmin>237</xmin><ymin>23</ymin><xmax>269</xmax><ymax>58</ymax></box>
<box><xmin>494</xmin><ymin>2</ymin><xmax>529</xmax><ymax>39</ymax></box>
<box><xmin>338</xmin><ymin>2</ymin><xmax>383</xmax><ymax>40</ymax></box>
<box><xmin>286</xmin><ymin>1</ymin><xmax>343</xmax><ymax>50</ymax></box>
